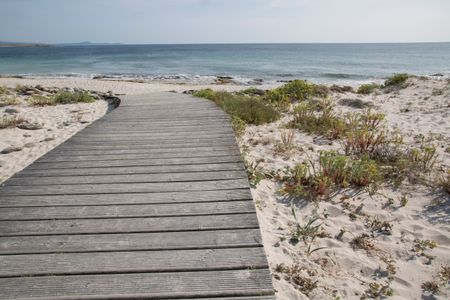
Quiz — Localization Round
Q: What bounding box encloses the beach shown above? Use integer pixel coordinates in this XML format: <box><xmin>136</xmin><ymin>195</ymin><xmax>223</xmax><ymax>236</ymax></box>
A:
<box><xmin>2</xmin><ymin>0</ymin><xmax>450</xmax><ymax>298</ymax></box>
<box><xmin>1</xmin><ymin>75</ymin><xmax>449</xmax><ymax>299</ymax></box>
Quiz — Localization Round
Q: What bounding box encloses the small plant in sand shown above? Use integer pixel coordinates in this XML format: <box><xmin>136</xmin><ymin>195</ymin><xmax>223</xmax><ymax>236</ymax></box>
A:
<box><xmin>357</xmin><ymin>83</ymin><xmax>380</xmax><ymax>95</ymax></box>
<box><xmin>350</xmin><ymin>234</ymin><xmax>375</xmax><ymax>251</ymax></box>
<box><xmin>399</xmin><ymin>194</ymin><xmax>408</xmax><ymax>207</ymax></box>
<box><xmin>363</xmin><ymin>281</ymin><xmax>394</xmax><ymax>298</ymax></box>
<box><xmin>28</xmin><ymin>95</ymin><xmax>56</xmax><ymax>106</ymax></box>
<box><xmin>230</xmin><ymin>115</ymin><xmax>246</xmax><ymax>136</ymax></box>
<box><xmin>244</xmin><ymin>160</ymin><xmax>269</xmax><ymax>187</ymax></box>
<box><xmin>366</xmin><ymin>216</ymin><xmax>393</xmax><ymax>235</ymax></box>
<box><xmin>384</xmin><ymin>73</ymin><xmax>409</xmax><ymax>88</ymax></box>
<box><xmin>413</xmin><ymin>239</ymin><xmax>437</xmax><ymax>253</ymax></box>
<box><xmin>54</xmin><ymin>91</ymin><xmax>95</xmax><ymax>104</ymax></box>
<box><xmin>342</xmin><ymin>110</ymin><xmax>389</xmax><ymax>156</ymax></box>
<box><xmin>289</xmin><ymin>208</ymin><xmax>330</xmax><ymax>246</ymax></box>
<box><xmin>413</xmin><ymin>239</ymin><xmax>437</xmax><ymax>264</ymax></box>
<box><xmin>318</xmin><ymin>151</ymin><xmax>351</xmax><ymax>187</ymax></box>
<box><xmin>0</xmin><ymin>85</ymin><xmax>7</xmax><ymax>95</ymax></box>
<box><xmin>382</xmin><ymin>257</ymin><xmax>397</xmax><ymax>279</ymax></box>
<box><xmin>280</xmin><ymin>162</ymin><xmax>333</xmax><ymax>199</ymax></box>
<box><xmin>421</xmin><ymin>280</ymin><xmax>440</xmax><ymax>295</ymax></box>
<box><xmin>273</xmin><ymin>129</ymin><xmax>296</xmax><ymax>155</ymax></box>
<box><xmin>438</xmin><ymin>265</ymin><xmax>450</xmax><ymax>283</ymax></box>
<box><xmin>0</xmin><ymin>96</ymin><xmax>20</xmax><ymax>106</ymax></box>
<box><xmin>407</xmin><ymin>144</ymin><xmax>438</xmax><ymax>172</ymax></box>
<box><xmin>421</xmin><ymin>265</ymin><xmax>450</xmax><ymax>295</ymax></box>
<box><xmin>0</xmin><ymin>115</ymin><xmax>25</xmax><ymax>129</ymax></box>
<box><xmin>274</xmin><ymin>263</ymin><xmax>318</xmax><ymax>296</ymax></box>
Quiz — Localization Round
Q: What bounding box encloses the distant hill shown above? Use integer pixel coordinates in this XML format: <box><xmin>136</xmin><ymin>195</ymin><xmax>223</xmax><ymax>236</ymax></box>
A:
<box><xmin>57</xmin><ymin>41</ymin><xmax>123</xmax><ymax>46</ymax></box>
<box><xmin>0</xmin><ymin>41</ymin><xmax>51</xmax><ymax>47</ymax></box>
<box><xmin>0</xmin><ymin>41</ymin><xmax>122</xmax><ymax>47</ymax></box>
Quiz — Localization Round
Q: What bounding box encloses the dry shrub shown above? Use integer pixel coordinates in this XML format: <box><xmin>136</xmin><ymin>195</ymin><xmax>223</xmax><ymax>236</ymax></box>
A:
<box><xmin>274</xmin><ymin>129</ymin><xmax>295</xmax><ymax>155</ymax></box>
<box><xmin>28</xmin><ymin>95</ymin><xmax>56</xmax><ymax>106</ymax></box>
<box><xmin>274</xmin><ymin>264</ymin><xmax>318</xmax><ymax>296</ymax></box>
<box><xmin>0</xmin><ymin>115</ymin><xmax>25</xmax><ymax>129</ymax></box>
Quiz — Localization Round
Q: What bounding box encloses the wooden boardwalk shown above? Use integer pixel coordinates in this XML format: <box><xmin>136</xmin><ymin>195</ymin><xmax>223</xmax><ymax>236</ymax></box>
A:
<box><xmin>0</xmin><ymin>93</ymin><xmax>274</xmax><ymax>299</ymax></box>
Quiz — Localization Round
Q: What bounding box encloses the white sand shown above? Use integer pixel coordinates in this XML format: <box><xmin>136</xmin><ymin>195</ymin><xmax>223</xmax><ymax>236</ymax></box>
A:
<box><xmin>0</xmin><ymin>77</ymin><xmax>278</xmax><ymax>94</ymax></box>
<box><xmin>0</xmin><ymin>96</ymin><xmax>109</xmax><ymax>183</ymax></box>
<box><xmin>238</xmin><ymin>77</ymin><xmax>450</xmax><ymax>299</ymax></box>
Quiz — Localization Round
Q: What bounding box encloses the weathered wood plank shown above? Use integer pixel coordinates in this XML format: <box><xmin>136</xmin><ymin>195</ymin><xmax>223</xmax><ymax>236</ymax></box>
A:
<box><xmin>0</xmin><ymin>248</ymin><xmax>268</xmax><ymax>277</ymax></box>
<box><xmin>77</xmin><ymin>130</ymin><xmax>234</xmax><ymax>138</ymax></box>
<box><xmin>0</xmin><ymin>189</ymin><xmax>252</xmax><ymax>207</ymax></box>
<box><xmin>47</xmin><ymin>145</ymin><xmax>237</xmax><ymax>156</ymax></box>
<box><xmin>0</xmin><ymin>229</ymin><xmax>262</xmax><ymax>254</ymax></box>
<box><xmin>14</xmin><ymin>162</ymin><xmax>244</xmax><ymax>178</ymax></box>
<box><xmin>0</xmin><ymin>178</ymin><xmax>249</xmax><ymax>196</ymax></box>
<box><xmin>100</xmin><ymin>116</ymin><xmax>231</xmax><ymax>122</ymax></box>
<box><xmin>64</xmin><ymin>136</ymin><xmax>236</xmax><ymax>146</ymax></box>
<box><xmin>174</xmin><ymin>297</ymin><xmax>275</xmax><ymax>300</ymax></box>
<box><xmin>0</xmin><ymin>200</ymin><xmax>255</xmax><ymax>220</ymax></box>
<box><xmin>24</xmin><ymin>155</ymin><xmax>242</xmax><ymax>170</ymax></box>
<box><xmin>54</xmin><ymin>140</ymin><xmax>237</xmax><ymax>151</ymax></box>
<box><xmin>0</xmin><ymin>269</ymin><xmax>273</xmax><ymax>299</ymax></box>
<box><xmin>82</xmin><ymin>124</ymin><xmax>231</xmax><ymax>133</ymax></box>
<box><xmin>36</xmin><ymin>149</ymin><xmax>240</xmax><ymax>163</ymax></box>
<box><xmin>93</xmin><ymin>118</ymin><xmax>230</xmax><ymax>126</ymax></box>
<box><xmin>5</xmin><ymin>170</ymin><xmax>245</xmax><ymax>186</ymax></box>
<box><xmin>69</xmin><ymin>133</ymin><xmax>235</xmax><ymax>143</ymax></box>
<box><xmin>0</xmin><ymin>213</ymin><xmax>259</xmax><ymax>236</ymax></box>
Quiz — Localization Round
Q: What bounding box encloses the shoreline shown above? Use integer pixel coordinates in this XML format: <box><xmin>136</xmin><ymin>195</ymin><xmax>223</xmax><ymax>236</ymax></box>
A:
<box><xmin>0</xmin><ymin>73</ymin><xmax>448</xmax><ymax>96</ymax></box>
<box><xmin>1</xmin><ymin>73</ymin><xmax>448</xmax><ymax>87</ymax></box>
<box><xmin>0</xmin><ymin>76</ymin><xmax>281</xmax><ymax>95</ymax></box>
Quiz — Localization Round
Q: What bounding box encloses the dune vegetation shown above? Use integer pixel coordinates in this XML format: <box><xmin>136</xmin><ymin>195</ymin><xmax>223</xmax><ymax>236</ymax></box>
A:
<box><xmin>194</xmin><ymin>75</ymin><xmax>450</xmax><ymax>299</ymax></box>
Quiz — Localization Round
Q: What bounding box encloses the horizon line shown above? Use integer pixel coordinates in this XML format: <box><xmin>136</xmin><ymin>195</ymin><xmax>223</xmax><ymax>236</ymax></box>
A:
<box><xmin>1</xmin><ymin>41</ymin><xmax>450</xmax><ymax>46</ymax></box>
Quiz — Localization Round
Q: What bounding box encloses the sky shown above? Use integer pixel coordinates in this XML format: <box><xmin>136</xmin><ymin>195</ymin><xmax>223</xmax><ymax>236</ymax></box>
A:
<box><xmin>0</xmin><ymin>0</ymin><xmax>449</xmax><ymax>44</ymax></box>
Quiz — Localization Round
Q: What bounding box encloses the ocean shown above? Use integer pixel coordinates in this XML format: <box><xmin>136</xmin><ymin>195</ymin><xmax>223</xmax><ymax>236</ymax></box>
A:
<box><xmin>0</xmin><ymin>43</ymin><xmax>449</xmax><ymax>84</ymax></box>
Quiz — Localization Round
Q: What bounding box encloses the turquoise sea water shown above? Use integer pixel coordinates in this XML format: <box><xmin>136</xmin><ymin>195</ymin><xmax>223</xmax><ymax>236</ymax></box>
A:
<box><xmin>0</xmin><ymin>43</ymin><xmax>449</xmax><ymax>84</ymax></box>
